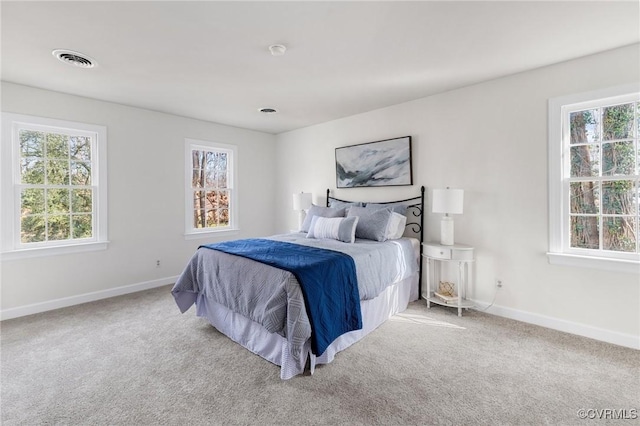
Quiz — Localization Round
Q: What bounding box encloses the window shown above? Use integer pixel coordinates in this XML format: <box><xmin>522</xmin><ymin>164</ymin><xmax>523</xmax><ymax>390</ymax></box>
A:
<box><xmin>1</xmin><ymin>113</ymin><xmax>108</xmax><ymax>258</ymax></box>
<box><xmin>548</xmin><ymin>85</ymin><xmax>640</xmax><ymax>273</ymax></box>
<box><xmin>184</xmin><ymin>138</ymin><xmax>237</xmax><ymax>237</ymax></box>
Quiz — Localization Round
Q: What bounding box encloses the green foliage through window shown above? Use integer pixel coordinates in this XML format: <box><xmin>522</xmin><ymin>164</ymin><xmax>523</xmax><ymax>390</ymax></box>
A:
<box><xmin>568</xmin><ymin>101</ymin><xmax>639</xmax><ymax>253</ymax></box>
<box><xmin>19</xmin><ymin>129</ymin><xmax>93</xmax><ymax>244</ymax></box>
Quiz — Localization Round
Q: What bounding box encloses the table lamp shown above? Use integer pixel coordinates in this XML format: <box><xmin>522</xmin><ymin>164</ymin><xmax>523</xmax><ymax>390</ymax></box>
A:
<box><xmin>292</xmin><ymin>192</ymin><xmax>312</xmax><ymax>231</ymax></box>
<box><xmin>432</xmin><ymin>188</ymin><xmax>464</xmax><ymax>246</ymax></box>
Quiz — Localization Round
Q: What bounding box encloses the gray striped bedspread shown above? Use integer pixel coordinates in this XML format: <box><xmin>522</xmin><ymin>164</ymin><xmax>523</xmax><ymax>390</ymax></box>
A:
<box><xmin>171</xmin><ymin>234</ymin><xmax>418</xmax><ymax>358</ymax></box>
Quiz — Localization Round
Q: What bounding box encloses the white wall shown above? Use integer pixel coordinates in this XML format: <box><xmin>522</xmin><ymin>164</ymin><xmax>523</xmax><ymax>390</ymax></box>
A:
<box><xmin>1</xmin><ymin>82</ymin><xmax>277</xmax><ymax>314</ymax></box>
<box><xmin>275</xmin><ymin>44</ymin><xmax>640</xmax><ymax>348</ymax></box>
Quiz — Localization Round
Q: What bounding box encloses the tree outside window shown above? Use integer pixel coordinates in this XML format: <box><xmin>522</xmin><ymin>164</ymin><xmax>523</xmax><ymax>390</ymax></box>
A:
<box><xmin>568</xmin><ymin>100</ymin><xmax>638</xmax><ymax>254</ymax></box>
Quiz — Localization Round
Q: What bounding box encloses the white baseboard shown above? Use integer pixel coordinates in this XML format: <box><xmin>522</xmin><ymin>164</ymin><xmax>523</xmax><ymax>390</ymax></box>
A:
<box><xmin>0</xmin><ymin>276</ymin><xmax>179</xmax><ymax>321</ymax></box>
<box><xmin>471</xmin><ymin>299</ymin><xmax>640</xmax><ymax>350</ymax></box>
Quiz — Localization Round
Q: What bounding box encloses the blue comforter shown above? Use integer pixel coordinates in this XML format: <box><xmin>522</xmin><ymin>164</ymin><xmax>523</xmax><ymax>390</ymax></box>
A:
<box><xmin>200</xmin><ymin>238</ymin><xmax>362</xmax><ymax>356</ymax></box>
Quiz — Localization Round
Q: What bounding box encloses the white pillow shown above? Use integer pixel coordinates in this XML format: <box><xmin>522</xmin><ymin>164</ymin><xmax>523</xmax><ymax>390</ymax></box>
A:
<box><xmin>386</xmin><ymin>212</ymin><xmax>407</xmax><ymax>240</ymax></box>
<box><xmin>307</xmin><ymin>216</ymin><xmax>359</xmax><ymax>243</ymax></box>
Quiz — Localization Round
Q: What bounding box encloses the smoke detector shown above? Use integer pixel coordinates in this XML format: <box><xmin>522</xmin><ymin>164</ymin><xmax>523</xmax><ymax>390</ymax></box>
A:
<box><xmin>52</xmin><ymin>49</ymin><xmax>96</xmax><ymax>68</ymax></box>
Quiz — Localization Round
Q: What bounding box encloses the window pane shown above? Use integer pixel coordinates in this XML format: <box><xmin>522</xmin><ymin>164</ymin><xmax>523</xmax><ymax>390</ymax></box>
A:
<box><xmin>48</xmin><ymin>215</ymin><xmax>71</xmax><ymax>240</ymax></box>
<box><xmin>218</xmin><ymin>153</ymin><xmax>228</xmax><ymax>188</ymax></box>
<box><xmin>636</xmin><ymin>103</ymin><xmax>640</xmax><ymax>140</ymax></box>
<box><xmin>46</xmin><ymin>133</ymin><xmax>69</xmax><ymax>159</ymax></box>
<box><xmin>570</xmin><ymin>109</ymin><xmax>599</xmax><ymax>144</ymax></box>
<box><xmin>218</xmin><ymin>190</ymin><xmax>230</xmax><ymax>209</ymax></box>
<box><xmin>602</xmin><ymin>141</ymin><xmax>635</xmax><ymax>176</ymax></box>
<box><xmin>206</xmin><ymin>209</ymin><xmax>218</xmax><ymax>227</ymax></box>
<box><xmin>72</xmin><ymin>214</ymin><xmax>92</xmax><ymax>239</ymax></box>
<box><xmin>21</xmin><ymin>215</ymin><xmax>46</xmax><ymax>243</ymax></box>
<box><xmin>219</xmin><ymin>209</ymin><xmax>229</xmax><ymax>226</ymax></box>
<box><xmin>602</xmin><ymin>180</ymin><xmax>635</xmax><ymax>215</ymax></box>
<box><xmin>72</xmin><ymin>189</ymin><xmax>92</xmax><ymax>213</ymax></box>
<box><xmin>193</xmin><ymin>210</ymin><xmax>204</xmax><ymax>228</ymax></box>
<box><xmin>205</xmin><ymin>167</ymin><xmax>217</xmax><ymax>188</ymax></box>
<box><xmin>206</xmin><ymin>190</ymin><xmax>217</xmax><ymax>209</ymax></box>
<box><xmin>46</xmin><ymin>159</ymin><xmax>70</xmax><ymax>185</ymax></box>
<box><xmin>570</xmin><ymin>182</ymin><xmax>599</xmax><ymax>214</ymax></box>
<box><xmin>193</xmin><ymin>191</ymin><xmax>206</xmax><ymax>228</ymax></box>
<box><xmin>192</xmin><ymin>150</ymin><xmax>204</xmax><ymax>166</ymax></box>
<box><xmin>570</xmin><ymin>145</ymin><xmax>599</xmax><ymax>177</ymax></box>
<box><xmin>71</xmin><ymin>161</ymin><xmax>91</xmax><ymax>185</ymax></box>
<box><xmin>70</xmin><ymin>136</ymin><xmax>91</xmax><ymax>160</ymax></box>
<box><xmin>20</xmin><ymin>130</ymin><xmax>44</xmax><ymax>157</ymax></box>
<box><xmin>603</xmin><ymin>217</ymin><xmax>636</xmax><ymax>252</ymax></box>
<box><xmin>570</xmin><ymin>216</ymin><xmax>599</xmax><ymax>249</ymax></box>
<box><xmin>603</xmin><ymin>103</ymin><xmax>634</xmax><ymax>140</ymax></box>
<box><xmin>20</xmin><ymin>158</ymin><xmax>45</xmax><ymax>184</ymax></box>
<box><xmin>21</xmin><ymin>188</ymin><xmax>45</xmax><ymax>215</ymax></box>
<box><xmin>192</xmin><ymin>169</ymin><xmax>204</xmax><ymax>188</ymax></box>
<box><xmin>47</xmin><ymin>188</ymin><xmax>70</xmax><ymax>214</ymax></box>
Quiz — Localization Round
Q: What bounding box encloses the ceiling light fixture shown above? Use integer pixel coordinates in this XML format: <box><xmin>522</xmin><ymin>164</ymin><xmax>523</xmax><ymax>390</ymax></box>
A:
<box><xmin>268</xmin><ymin>44</ymin><xmax>286</xmax><ymax>56</ymax></box>
<box><xmin>259</xmin><ymin>108</ymin><xmax>277</xmax><ymax>114</ymax></box>
<box><xmin>52</xmin><ymin>49</ymin><xmax>96</xmax><ymax>68</ymax></box>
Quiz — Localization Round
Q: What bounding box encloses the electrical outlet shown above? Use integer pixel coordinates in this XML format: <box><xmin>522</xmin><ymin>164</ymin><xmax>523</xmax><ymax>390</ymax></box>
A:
<box><xmin>496</xmin><ymin>279</ymin><xmax>503</xmax><ymax>289</ymax></box>
<box><xmin>156</xmin><ymin>260</ymin><xmax>161</xmax><ymax>268</ymax></box>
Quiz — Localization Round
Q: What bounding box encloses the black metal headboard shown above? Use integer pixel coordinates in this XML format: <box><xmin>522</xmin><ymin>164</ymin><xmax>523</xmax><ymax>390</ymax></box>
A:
<box><xmin>326</xmin><ymin>186</ymin><xmax>425</xmax><ymax>298</ymax></box>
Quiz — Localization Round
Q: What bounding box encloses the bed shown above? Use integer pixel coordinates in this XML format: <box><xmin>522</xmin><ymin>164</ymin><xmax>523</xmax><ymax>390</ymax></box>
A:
<box><xmin>172</xmin><ymin>186</ymin><xmax>425</xmax><ymax>379</ymax></box>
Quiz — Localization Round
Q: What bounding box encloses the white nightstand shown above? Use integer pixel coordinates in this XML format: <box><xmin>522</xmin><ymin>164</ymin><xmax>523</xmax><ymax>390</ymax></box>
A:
<box><xmin>422</xmin><ymin>242</ymin><xmax>475</xmax><ymax>317</ymax></box>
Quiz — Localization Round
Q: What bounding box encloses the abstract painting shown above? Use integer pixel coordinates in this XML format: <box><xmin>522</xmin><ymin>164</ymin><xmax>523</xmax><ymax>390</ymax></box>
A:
<box><xmin>335</xmin><ymin>136</ymin><xmax>412</xmax><ymax>188</ymax></box>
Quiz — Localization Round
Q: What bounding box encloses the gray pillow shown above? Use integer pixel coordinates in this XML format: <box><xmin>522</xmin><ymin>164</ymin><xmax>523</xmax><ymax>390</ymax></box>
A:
<box><xmin>347</xmin><ymin>206</ymin><xmax>394</xmax><ymax>242</ymax></box>
<box><xmin>300</xmin><ymin>204</ymin><xmax>346</xmax><ymax>232</ymax></box>
<box><xmin>328</xmin><ymin>200</ymin><xmax>363</xmax><ymax>210</ymax></box>
<box><xmin>364</xmin><ymin>202</ymin><xmax>408</xmax><ymax>216</ymax></box>
<box><xmin>306</xmin><ymin>216</ymin><xmax>359</xmax><ymax>243</ymax></box>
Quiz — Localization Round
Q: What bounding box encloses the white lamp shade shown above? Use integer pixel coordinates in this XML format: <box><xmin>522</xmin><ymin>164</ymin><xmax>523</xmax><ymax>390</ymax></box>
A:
<box><xmin>292</xmin><ymin>192</ymin><xmax>312</xmax><ymax>211</ymax></box>
<box><xmin>432</xmin><ymin>189</ymin><xmax>464</xmax><ymax>215</ymax></box>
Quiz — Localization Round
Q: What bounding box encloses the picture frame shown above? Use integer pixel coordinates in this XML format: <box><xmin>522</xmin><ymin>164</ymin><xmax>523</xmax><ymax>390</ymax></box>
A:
<box><xmin>335</xmin><ymin>136</ymin><xmax>413</xmax><ymax>188</ymax></box>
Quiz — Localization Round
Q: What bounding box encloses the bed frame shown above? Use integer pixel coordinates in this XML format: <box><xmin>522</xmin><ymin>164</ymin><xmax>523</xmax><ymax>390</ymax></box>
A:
<box><xmin>326</xmin><ymin>185</ymin><xmax>425</xmax><ymax>298</ymax></box>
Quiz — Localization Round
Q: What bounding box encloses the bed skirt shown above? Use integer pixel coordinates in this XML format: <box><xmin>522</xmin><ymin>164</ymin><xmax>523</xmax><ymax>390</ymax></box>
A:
<box><xmin>194</xmin><ymin>272</ymin><xmax>419</xmax><ymax>379</ymax></box>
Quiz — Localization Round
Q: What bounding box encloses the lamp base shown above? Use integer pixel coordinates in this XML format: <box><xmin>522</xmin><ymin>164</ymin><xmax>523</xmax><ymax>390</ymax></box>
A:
<box><xmin>298</xmin><ymin>210</ymin><xmax>307</xmax><ymax>231</ymax></box>
<box><xmin>440</xmin><ymin>216</ymin><xmax>454</xmax><ymax>246</ymax></box>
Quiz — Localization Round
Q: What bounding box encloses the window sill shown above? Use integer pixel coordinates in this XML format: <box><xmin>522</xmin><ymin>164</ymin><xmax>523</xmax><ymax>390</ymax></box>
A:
<box><xmin>547</xmin><ymin>252</ymin><xmax>640</xmax><ymax>274</ymax></box>
<box><xmin>1</xmin><ymin>241</ymin><xmax>109</xmax><ymax>261</ymax></box>
<box><xmin>184</xmin><ymin>229</ymin><xmax>240</xmax><ymax>240</ymax></box>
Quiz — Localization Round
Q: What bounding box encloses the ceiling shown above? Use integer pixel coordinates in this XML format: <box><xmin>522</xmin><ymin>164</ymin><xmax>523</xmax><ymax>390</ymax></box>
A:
<box><xmin>2</xmin><ymin>1</ymin><xmax>639</xmax><ymax>135</ymax></box>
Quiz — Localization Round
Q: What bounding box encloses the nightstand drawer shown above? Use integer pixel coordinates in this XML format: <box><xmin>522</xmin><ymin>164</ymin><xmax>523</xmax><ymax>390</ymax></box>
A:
<box><xmin>424</xmin><ymin>245</ymin><xmax>451</xmax><ymax>260</ymax></box>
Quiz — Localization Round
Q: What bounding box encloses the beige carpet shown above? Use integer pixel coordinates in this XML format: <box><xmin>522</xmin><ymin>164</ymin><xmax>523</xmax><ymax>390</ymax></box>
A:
<box><xmin>1</xmin><ymin>285</ymin><xmax>638</xmax><ymax>425</ymax></box>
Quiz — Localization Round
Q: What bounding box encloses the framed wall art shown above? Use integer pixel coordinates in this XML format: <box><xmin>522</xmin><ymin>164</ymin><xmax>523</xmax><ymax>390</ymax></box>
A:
<box><xmin>335</xmin><ymin>136</ymin><xmax>413</xmax><ymax>188</ymax></box>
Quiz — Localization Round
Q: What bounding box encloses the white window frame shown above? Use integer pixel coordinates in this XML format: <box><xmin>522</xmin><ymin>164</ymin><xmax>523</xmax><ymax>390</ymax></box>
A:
<box><xmin>184</xmin><ymin>138</ymin><xmax>239</xmax><ymax>239</ymax></box>
<box><xmin>548</xmin><ymin>84</ymin><xmax>640</xmax><ymax>274</ymax></box>
<box><xmin>1</xmin><ymin>113</ymin><xmax>108</xmax><ymax>260</ymax></box>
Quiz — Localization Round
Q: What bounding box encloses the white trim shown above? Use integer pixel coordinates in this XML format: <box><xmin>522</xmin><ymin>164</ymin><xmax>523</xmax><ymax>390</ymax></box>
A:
<box><xmin>184</xmin><ymin>229</ymin><xmax>240</xmax><ymax>240</ymax></box>
<box><xmin>0</xmin><ymin>240</ymin><xmax>109</xmax><ymax>261</ymax></box>
<box><xmin>471</xmin><ymin>299</ymin><xmax>640</xmax><ymax>350</ymax></box>
<box><xmin>547</xmin><ymin>252</ymin><xmax>639</xmax><ymax>274</ymax></box>
<box><xmin>1</xmin><ymin>112</ymin><xmax>108</xmax><ymax>255</ymax></box>
<box><xmin>183</xmin><ymin>138</ymin><xmax>239</xmax><ymax>238</ymax></box>
<box><xmin>0</xmin><ymin>275</ymin><xmax>178</xmax><ymax>321</ymax></box>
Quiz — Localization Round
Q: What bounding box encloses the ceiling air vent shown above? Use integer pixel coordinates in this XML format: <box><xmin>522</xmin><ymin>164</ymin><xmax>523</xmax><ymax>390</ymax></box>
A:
<box><xmin>52</xmin><ymin>49</ymin><xmax>96</xmax><ymax>68</ymax></box>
